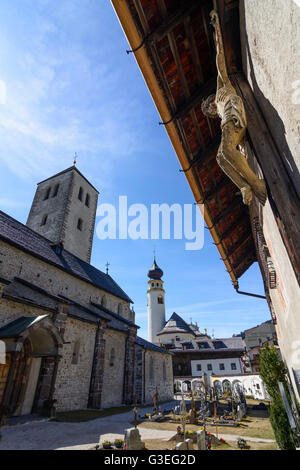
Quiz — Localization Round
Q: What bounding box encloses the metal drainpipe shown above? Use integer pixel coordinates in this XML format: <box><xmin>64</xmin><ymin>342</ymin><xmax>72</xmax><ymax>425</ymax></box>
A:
<box><xmin>234</xmin><ymin>286</ymin><xmax>266</xmax><ymax>300</ymax></box>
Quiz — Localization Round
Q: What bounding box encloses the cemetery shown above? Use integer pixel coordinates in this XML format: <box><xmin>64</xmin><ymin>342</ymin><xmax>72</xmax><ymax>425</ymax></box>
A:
<box><xmin>91</xmin><ymin>382</ymin><xmax>277</xmax><ymax>451</ymax></box>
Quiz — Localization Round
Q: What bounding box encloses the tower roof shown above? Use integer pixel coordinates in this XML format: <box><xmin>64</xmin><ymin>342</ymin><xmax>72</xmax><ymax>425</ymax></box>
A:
<box><xmin>147</xmin><ymin>258</ymin><xmax>163</xmax><ymax>280</ymax></box>
<box><xmin>37</xmin><ymin>165</ymin><xmax>99</xmax><ymax>194</ymax></box>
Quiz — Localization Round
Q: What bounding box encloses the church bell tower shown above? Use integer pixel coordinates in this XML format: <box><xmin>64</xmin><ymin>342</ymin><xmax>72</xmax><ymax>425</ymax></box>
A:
<box><xmin>147</xmin><ymin>257</ymin><xmax>166</xmax><ymax>344</ymax></box>
<box><xmin>26</xmin><ymin>165</ymin><xmax>99</xmax><ymax>263</ymax></box>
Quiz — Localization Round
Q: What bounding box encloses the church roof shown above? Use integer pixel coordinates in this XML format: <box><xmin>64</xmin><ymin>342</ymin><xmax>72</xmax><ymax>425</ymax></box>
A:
<box><xmin>0</xmin><ymin>211</ymin><xmax>133</xmax><ymax>303</ymax></box>
<box><xmin>38</xmin><ymin>165</ymin><xmax>99</xmax><ymax>194</ymax></box>
<box><xmin>157</xmin><ymin>312</ymin><xmax>195</xmax><ymax>336</ymax></box>
<box><xmin>136</xmin><ymin>336</ymin><xmax>172</xmax><ymax>355</ymax></box>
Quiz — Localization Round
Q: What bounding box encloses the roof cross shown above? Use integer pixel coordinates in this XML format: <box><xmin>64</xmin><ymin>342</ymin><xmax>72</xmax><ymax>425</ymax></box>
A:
<box><xmin>105</xmin><ymin>261</ymin><xmax>110</xmax><ymax>275</ymax></box>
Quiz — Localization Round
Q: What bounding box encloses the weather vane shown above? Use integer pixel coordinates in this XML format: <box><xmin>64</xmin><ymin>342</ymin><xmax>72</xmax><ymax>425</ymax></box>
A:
<box><xmin>105</xmin><ymin>261</ymin><xmax>110</xmax><ymax>275</ymax></box>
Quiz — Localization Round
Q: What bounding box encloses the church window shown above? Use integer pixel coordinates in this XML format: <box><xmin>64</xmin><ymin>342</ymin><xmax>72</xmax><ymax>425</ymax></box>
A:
<box><xmin>78</xmin><ymin>187</ymin><xmax>83</xmax><ymax>201</ymax></box>
<box><xmin>156</xmin><ymin>283</ymin><xmax>159</xmax><ymax>287</ymax></box>
<box><xmin>158</xmin><ymin>296</ymin><xmax>163</xmax><ymax>304</ymax></box>
<box><xmin>151</xmin><ymin>283</ymin><xmax>154</xmax><ymax>287</ymax></box>
<box><xmin>77</xmin><ymin>218</ymin><xmax>83</xmax><ymax>230</ymax></box>
<box><xmin>41</xmin><ymin>214</ymin><xmax>48</xmax><ymax>226</ymax></box>
<box><xmin>110</xmin><ymin>348</ymin><xmax>115</xmax><ymax>367</ymax></box>
<box><xmin>52</xmin><ymin>184</ymin><xmax>59</xmax><ymax>197</ymax></box>
<box><xmin>72</xmin><ymin>340</ymin><xmax>80</xmax><ymax>364</ymax></box>
<box><xmin>85</xmin><ymin>193</ymin><xmax>90</xmax><ymax>207</ymax></box>
<box><xmin>44</xmin><ymin>187</ymin><xmax>51</xmax><ymax>200</ymax></box>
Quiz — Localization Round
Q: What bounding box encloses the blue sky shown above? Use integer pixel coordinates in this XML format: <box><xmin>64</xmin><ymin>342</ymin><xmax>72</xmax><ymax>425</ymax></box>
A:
<box><xmin>0</xmin><ymin>0</ymin><xmax>271</xmax><ymax>339</ymax></box>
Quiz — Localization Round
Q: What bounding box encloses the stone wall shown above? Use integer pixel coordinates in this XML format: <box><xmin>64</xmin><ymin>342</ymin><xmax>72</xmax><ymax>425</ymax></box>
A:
<box><xmin>53</xmin><ymin>316</ymin><xmax>97</xmax><ymax>411</ymax></box>
<box><xmin>144</xmin><ymin>350</ymin><xmax>173</xmax><ymax>404</ymax></box>
<box><xmin>100</xmin><ymin>328</ymin><xmax>127</xmax><ymax>408</ymax></box>
<box><xmin>240</xmin><ymin>0</ymin><xmax>300</xmax><ymax>189</ymax></box>
<box><xmin>240</xmin><ymin>0</ymin><xmax>300</xmax><ymax>401</ymax></box>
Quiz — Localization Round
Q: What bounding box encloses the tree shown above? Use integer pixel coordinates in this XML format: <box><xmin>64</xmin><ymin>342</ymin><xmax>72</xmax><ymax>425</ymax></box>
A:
<box><xmin>259</xmin><ymin>344</ymin><xmax>298</xmax><ymax>449</ymax></box>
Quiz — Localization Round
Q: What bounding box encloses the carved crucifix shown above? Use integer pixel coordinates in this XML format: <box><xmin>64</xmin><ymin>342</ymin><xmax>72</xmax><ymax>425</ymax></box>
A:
<box><xmin>201</xmin><ymin>11</ymin><xmax>267</xmax><ymax>206</ymax></box>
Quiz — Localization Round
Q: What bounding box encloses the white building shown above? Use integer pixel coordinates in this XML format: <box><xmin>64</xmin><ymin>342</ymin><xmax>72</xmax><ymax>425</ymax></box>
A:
<box><xmin>211</xmin><ymin>374</ymin><xmax>270</xmax><ymax>401</ymax></box>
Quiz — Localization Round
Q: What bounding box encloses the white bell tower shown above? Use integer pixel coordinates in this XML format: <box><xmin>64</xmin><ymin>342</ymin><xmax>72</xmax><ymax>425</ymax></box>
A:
<box><xmin>147</xmin><ymin>257</ymin><xmax>166</xmax><ymax>344</ymax></box>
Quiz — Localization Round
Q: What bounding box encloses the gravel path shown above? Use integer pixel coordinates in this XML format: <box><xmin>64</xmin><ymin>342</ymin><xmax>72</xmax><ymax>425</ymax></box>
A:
<box><xmin>0</xmin><ymin>402</ymin><xmax>275</xmax><ymax>450</ymax></box>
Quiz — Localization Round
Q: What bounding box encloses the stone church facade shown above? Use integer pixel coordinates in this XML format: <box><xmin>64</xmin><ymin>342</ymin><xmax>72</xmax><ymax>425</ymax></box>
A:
<box><xmin>0</xmin><ymin>165</ymin><xmax>173</xmax><ymax>417</ymax></box>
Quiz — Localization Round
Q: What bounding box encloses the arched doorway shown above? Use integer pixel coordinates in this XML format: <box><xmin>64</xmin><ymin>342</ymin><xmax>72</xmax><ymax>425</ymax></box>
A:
<box><xmin>182</xmin><ymin>380</ymin><xmax>191</xmax><ymax>392</ymax></box>
<box><xmin>222</xmin><ymin>379</ymin><xmax>232</xmax><ymax>395</ymax></box>
<box><xmin>0</xmin><ymin>315</ymin><xmax>63</xmax><ymax>417</ymax></box>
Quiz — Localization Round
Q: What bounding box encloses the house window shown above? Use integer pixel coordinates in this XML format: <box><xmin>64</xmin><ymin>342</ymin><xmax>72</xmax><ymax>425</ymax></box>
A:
<box><xmin>219</xmin><ymin>363</ymin><xmax>225</xmax><ymax>371</ymax></box>
<box><xmin>44</xmin><ymin>187</ymin><xmax>51</xmax><ymax>200</ymax></box>
<box><xmin>207</xmin><ymin>364</ymin><xmax>212</xmax><ymax>371</ymax></box>
<box><xmin>158</xmin><ymin>296</ymin><xmax>163</xmax><ymax>304</ymax></box>
<box><xmin>197</xmin><ymin>364</ymin><xmax>202</xmax><ymax>371</ymax></box>
<box><xmin>72</xmin><ymin>340</ymin><xmax>80</xmax><ymax>365</ymax></box>
<box><xmin>78</xmin><ymin>187</ymin><xmax>83</xmax><ymax>201</ymax></box>
<box><xmin>176</xmin><ymin>337</ymin><xmax>180</xmax><ymax>342</ymax></box>
<box><xmin>77</xmin><ymin>218</ymin><xmax>83</xmax><ymax>231</ymax></box>
<box><xmin>231</xmin><ymin>363</ymin><xmax>237</xmax><ymax>370</ymax></box>
<box><xmin>52</xmin><ymin>184</ymin><xmax>59</xmax><ymax>197</ymax></box>
<box><xmin>85</xmin><ymin>193</ymin><xmax>90</xmax><ymax>207</ymax></box>
<box><xmin>41</xmin><ymin>214</ymin><xmax>48</xmax><ymax>226</ymax></box>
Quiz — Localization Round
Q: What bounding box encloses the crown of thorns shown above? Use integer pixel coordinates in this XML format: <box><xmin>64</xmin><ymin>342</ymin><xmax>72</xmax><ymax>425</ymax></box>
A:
<box><xmin>201</xmin><ymin>94</ymin><xmax>218</xmax><ymax>119</ymax></box>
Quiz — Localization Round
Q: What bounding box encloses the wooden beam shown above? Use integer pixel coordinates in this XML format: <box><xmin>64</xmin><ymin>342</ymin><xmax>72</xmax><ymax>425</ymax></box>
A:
<box><xmin>183</xmin><ymin>15</ymin><xmax>204</xmax><ymax>85</ymax></box>
<box><xmin>212</xmin><ymin>196</ymin><xmax>243</xmax><ymax>226</ymax></box>
<box><xmin>219</xmin><ymin>213</ymin><xmax>248</xmax><ymax>241</ymax></box>
<box><xmin>226</xmin><ymin>231</ymin><xmax>252</xmax><ymax>257</ymax></box>
<box><xmin>203</xmin><ymin>177</ymin><xmax>228</xmax><ymax>202</ymax></box>
<box><xmin>161</xmin><ymin>77</ymin><xmax>216</xmax><ymax>124</ymax></box>
<box><xmin>148</xmin><ymin>0</ymin><xmax>208</xmax><ymax>44</ymax></box>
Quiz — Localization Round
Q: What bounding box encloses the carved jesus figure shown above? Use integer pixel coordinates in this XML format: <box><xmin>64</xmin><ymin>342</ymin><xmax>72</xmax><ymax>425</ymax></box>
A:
<box><xmin>201</xmin><ymin>10</ymin><xmax>267</xmax><ymax>206</ymax></box>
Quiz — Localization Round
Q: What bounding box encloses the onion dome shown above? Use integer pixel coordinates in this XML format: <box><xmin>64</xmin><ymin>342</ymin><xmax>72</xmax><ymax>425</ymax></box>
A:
<box><xmin>147</xmin><ymin>258</ymin><xmax>163</xmax><ymax>280</ymax></box>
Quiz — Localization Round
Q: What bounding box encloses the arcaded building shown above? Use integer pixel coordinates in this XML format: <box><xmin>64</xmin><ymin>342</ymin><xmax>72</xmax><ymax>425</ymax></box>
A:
<box><xmin>0</xmin><ymin>165</ymin><xmax>173</xmax><ymax>418</ymax></box>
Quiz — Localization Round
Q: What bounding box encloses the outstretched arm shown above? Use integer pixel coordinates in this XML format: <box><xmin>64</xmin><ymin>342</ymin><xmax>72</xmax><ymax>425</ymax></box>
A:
<box><xmin>210</xmin><ymin>10</ymin><xmax>230</xmax><ymax>87</ymax></box>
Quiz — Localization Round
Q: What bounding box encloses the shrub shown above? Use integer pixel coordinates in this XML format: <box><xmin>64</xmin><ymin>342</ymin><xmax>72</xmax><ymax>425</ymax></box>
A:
<box><xmin>269</xmin><ymin>397</ymin><xmax>298</xmax><ymax>450</ymax></box>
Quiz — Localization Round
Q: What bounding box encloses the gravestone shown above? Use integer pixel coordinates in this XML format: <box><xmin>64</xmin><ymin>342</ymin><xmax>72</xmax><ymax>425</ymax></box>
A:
<box><xmin>124</xmin><ymin>428</ymin><xmax>145</xmax><ymax>450</ymax></box>
<box><xmin>197</xmin><ymin>429</ymin><xmax>206</xmax><ymax>450</ymax></box>
<box><xmin>186</xmin><ymin>439</ymin><xmax>194</xmax><ymax>450</ymax></box>
<box><xmin>175</xmin><ymin>441</ymin><xmax>187</xmax><ymax>450</ymax></box>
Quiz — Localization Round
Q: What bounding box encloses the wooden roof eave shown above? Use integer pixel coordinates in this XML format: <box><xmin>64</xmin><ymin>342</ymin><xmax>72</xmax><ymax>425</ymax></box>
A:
<box><xmin>111</xmin><ymin>0</ymin><xmax>239</xmax><ymax>288</ymax></box>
